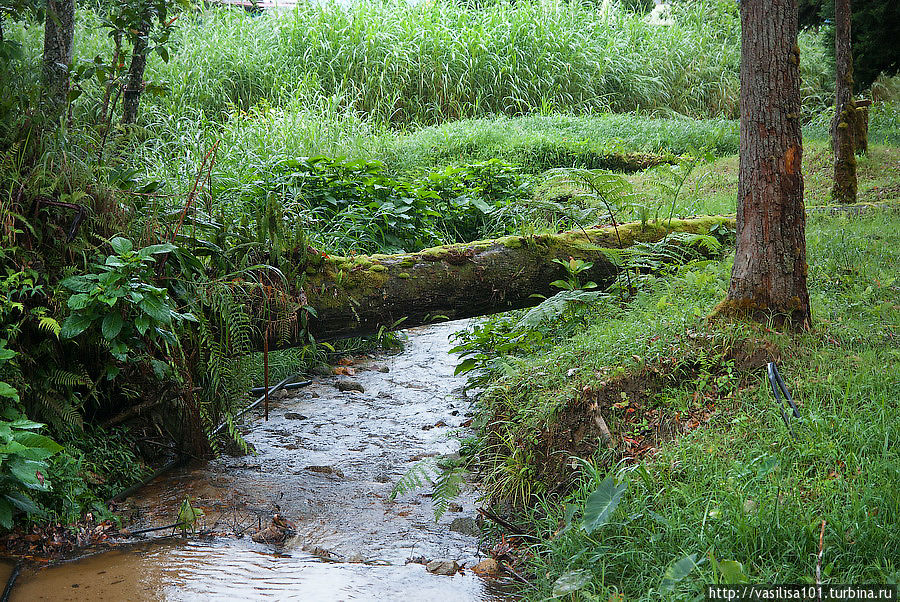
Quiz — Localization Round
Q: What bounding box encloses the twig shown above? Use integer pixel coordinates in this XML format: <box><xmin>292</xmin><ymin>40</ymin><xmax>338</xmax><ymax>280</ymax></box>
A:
<box><xmin>499</xmin><ymin>559</ymin><xmax>533</xmax><ymax>587</ymax></box>
<box><xmin>171</xmin><ymin>139</ymin><xmax>220</xmax><ymax>243</ymax></box>
<box><xmin>477</xmin><ymin>507</ymin><xmax>531</xmax><ymax>535</ymax></box>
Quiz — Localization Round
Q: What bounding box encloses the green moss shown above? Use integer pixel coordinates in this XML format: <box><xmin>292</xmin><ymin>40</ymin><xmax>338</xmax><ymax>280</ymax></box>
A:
<box><xmin>398</xmin><ymin>272</ymin><xmax>411</xmax><ymax>279</ymax></box>
<box><xmin>370</xmin><ymin>264</ymin><xmax>387</xmax><ymax>272</ymax></box>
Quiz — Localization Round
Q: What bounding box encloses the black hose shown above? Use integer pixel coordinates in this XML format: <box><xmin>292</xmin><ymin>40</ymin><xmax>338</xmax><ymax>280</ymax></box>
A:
<box><xmin>1</xmin><ymin>561</ymin><xmax>22</xmax><ymax>602</ymax></box>
<box><xmin>768</xmin><ymin>362</ymin><xmax>801</xmax><ymax>438</ymax></box>
<box><xmin>106</xmin><ymin>456</ymin><xmax>185</xmax><ymax>504</ymax></box>
<box><xmin>211</xmin><ymin>373</ymin><xmax>299</xmax><ymax>436</ymax></box>
<box><xmin>248</xmin><ymin>380</ymin><xmax>311</xmax><ymax>395</ymax></box>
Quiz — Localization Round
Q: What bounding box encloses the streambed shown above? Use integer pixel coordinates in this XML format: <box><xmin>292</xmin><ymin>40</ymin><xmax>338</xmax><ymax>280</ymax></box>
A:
<box><xmin>7</xmin><ymin>321</ymin><xmax>513</xmax><ymax>601</ymax></box>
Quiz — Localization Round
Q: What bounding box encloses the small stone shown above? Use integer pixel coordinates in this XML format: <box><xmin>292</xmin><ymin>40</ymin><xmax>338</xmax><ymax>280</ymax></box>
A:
<box><xmin>421</xmin><ymin>424</ymin><xmax>434</xmax><ymax>431</ymax></box>
<box><xmin>449</xmin><ymin>517</ymin><xmax>480</xmax><ymax>537</ymax></box>
<box><xmin>472</xmin><ymin>558</ymin><xmax>501</xmax><ymax>577</ymax></box>
<box><xmin>426</xmin><ymin>559</ymin><xmax>460</xmax><ymax>575</ymax></box>
<box><xmin>434</xmin><ymin>420</ymin><xmax>448</xmax><ymax>427</ymax></box>
<box><xmin>374</xmin><ymin>365</ymin><xmax>390</xmax><ymax>373</ymax></box>
<box><xmin>336</xmin><ymin>379</ymin><xmax>365</xmax><ymax>393</ymax></box>
<box><xmin>448</xmin><ymin>502</ymin><xmax>463</xmax><ymax>513</ymax></box>
<box><xmin>284</xmin><ymin>412</ymin><xmax>308</xmax><ymax>420</ymax></box>
<box><xmin>311</xmin><ymin>364</ymin><xmax>332</xmax><ymax>377</ymax></box>
<box><xmin>346</xmin><ymin>552</ymin><xmax>365</xmax><ymax>563</ymax></box>
<box><xmin>306</xmin><ymin>465</ymin><xmax>346</xmax><ymax>478</ymax></box>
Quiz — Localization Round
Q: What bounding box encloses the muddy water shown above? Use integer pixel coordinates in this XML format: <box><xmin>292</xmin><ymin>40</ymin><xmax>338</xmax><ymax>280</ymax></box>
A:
<box><xmin>12</xmin><ymin>321</ymin><xmax>514</xmax><ymax>601</ymax></box>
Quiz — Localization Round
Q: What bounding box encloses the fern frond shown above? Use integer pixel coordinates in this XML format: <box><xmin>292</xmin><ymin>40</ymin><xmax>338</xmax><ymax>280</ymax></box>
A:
<box><xmin>38</xmin><ymin>316</ymin><xmax>61</xmax><ymax>338</ymax></box>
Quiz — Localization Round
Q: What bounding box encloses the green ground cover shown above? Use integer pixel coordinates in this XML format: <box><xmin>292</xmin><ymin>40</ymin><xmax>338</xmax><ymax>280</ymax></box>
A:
<box><xmin>459</xmin><ymin>208</ymin><xmax>899</xmax><ymax>599</ymax></box>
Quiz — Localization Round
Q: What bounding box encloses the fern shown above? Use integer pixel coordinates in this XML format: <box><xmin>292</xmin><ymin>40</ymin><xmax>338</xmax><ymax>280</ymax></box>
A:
<box><xmin>390</xmin><ymin>458</ymin><xmax>466</xmax><ymax>521</ymax></box>
<box><xmin>390</xmin><ymin>459</ymin><xmax>436</xmax><ymax>500</ymax></box>
<box><xmin>38</xmin><ymin>316</ymin><xmax>61</xmax><ymax>338</ymax></box>
<box><xmin>517</xmin><ymin>289</ymin><xmax>606</xmax><ymax>330</ymax></box>
<box><xmin>431</xmin><ymin>466</ymin><xmax>465</xmax><ymax>521</ymax></box>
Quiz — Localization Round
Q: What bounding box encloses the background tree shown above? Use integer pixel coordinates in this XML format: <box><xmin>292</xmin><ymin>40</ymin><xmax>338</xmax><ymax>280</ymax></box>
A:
<box><xmin>121</xmin><ymin>0</ymin><xmax>176</xmax><ymax>125</ymax></box>
<box><xmin>800</xmin><ymin>0</ymin><xmax>899</xmax><ymax>91</ymax></box>
<box><xmin>831</xmin><ymin>0</ymin><xmax>856</xmax><ymax>203</ymax></box>
<box><xmin>42</xmin><ymin>0</ymin><xmax>75</xmax><ymax>120</ymax></box>
<box><xmin>714</xmin><ymin>0</ymin><xmax>812</xmax><ymax>329</ymax></box>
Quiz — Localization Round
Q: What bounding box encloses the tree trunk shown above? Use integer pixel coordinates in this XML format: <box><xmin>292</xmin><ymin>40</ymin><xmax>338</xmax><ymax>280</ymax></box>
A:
<box><xmin>122</xmin><ymin>8</ymin><xmax>151</xmax><ymax>125</ymax></box>
<box><xmin>42</xmin><ymin>0</ymin><xmax>76</xmax><ymax>120</ymax></box>
<box><xmin>831</xmin><ymin>0</ymin><xmax>857</xmax><ymax>203</ymax></box>
<box><xmin>713</xmin><ymin>0</ymin><xmax>811</xmax><ymax>330</ymax></box>
<box><xmin>256</xmin><ymin>216</ymin><xmax>734</xmax><ymax>348</ymax></box>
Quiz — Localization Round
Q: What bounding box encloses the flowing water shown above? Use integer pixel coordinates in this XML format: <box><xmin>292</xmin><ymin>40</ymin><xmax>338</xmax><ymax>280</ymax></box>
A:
<box><xmin>8</xmin><ymin>321</ymin><xmax>515</xmax><ymax>601</ymax></box>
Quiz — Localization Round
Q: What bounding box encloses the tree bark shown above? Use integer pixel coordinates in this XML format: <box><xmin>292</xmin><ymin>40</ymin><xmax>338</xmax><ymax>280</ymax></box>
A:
<box><xmin>122</xmin><ymin>7</ymin><xmax>152</xmax><ymax>125</ymax></box>
<box><xmin>713</xmin><ymin>0</ymin><xmax>811</xmax><ymax>330</ymax></box>
<box><xmin>831</xmin><ymin>0</ymin><xmax>857</xmax><ymax>203</ymax></box>
<box><xmin>42</xmin><ymin>0</ymin><xmax>76</xmax><ymax>120</ymax></box>
<box><xmin>256</xmin><ymin>216</ymin><xmax>734</xmax><ymax>348</ymax></box>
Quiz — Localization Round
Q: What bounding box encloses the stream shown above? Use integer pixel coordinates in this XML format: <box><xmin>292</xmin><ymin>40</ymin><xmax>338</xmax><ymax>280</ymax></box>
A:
<box><xmin>6</xmin><ymin>321</ymin><xmax>515</xmax><ymax>601</ymax></box>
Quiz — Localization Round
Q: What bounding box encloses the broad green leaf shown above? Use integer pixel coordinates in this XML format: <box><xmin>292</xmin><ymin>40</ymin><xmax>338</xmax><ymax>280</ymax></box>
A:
<box><xmin>135</xmin><ymin>313</ymin><xmax>150</xmax><ymax>336</ymax></box>
<box><xmin>59</xmin><ymin>276</ymin><xmax>96</xmax><ymax>292</ymax></box>
<box><xmin>551</xmin><ymin>569</ymin><xmax>592</xmax><ymax>598</ymax></box>
<box><xmin>60</xmin><ymin>314</ymin><xmax>94</xmax><ymax>339</ymax></box>
<box><xmin>13</xmin><ymin>432</ymin><xmax>63</xmax><ymax>455</ymax></box>
<box><xmin>660</xmin><ymin>553</ymin><xmax>698</xmax><ymax>592</ymax></box>
<box><xmin>102</xmin><ymin>311</ymin><xmax>124</xmax><ymax>340</ymax></box>
<box><xmin>4</xmin><ymin>491</ymin><xmax>43</xmax><ymax>515</ymax></box>
<box><xmin>8</xmin><ymin>418</ymin><xmax>44</xmax><ymax>430</ymax></box>
<box><xmin>0</xmin><ymin>498</ymin><xmax>11</xmax><ymax>529</ymax></box>
<box><xmin>140</xmin><ymin>294</ymin><xmax>172</xmax><ymax>323</ymax></box>
<box><xmin>717</xmin><ymin>560</ymin><xmax>749</xmax><ymax>584</ymax></box>
<box><xmin>7</xmin><ymin>457</ymin><xmax>48</xmax><ymax>490</ymax></box>
<box><xmin>0</xmin><ymin>347</ymin><xmax>16</xmax><ymax>361</ymax></box>
<box><xmin>454</xmin><ymin>358</ymin><xmax>478</xmax><ymax>376</ymax></box>
<box><xmin>0</xmin><ymin>381</ymin><xmax>19</xmax><ymax>402</ymax></box>
<box><xmin>68</xmin><ymin>293</ymin><xmax>92</xmax><ymax>310</ymax></box>
<box><xmin>582</xmin><ymin>476</ymin><xmax>627</xmax><ymax>534</ymax></box>
<box><xmin>138</xmin><ymin>243</ymin><xmax>175</xmax><ymax>256</ymax></box>
<box><xmin>109</xmin><ymin>237</ymin><xmax>133</xmax><ymax>254</ymax></box>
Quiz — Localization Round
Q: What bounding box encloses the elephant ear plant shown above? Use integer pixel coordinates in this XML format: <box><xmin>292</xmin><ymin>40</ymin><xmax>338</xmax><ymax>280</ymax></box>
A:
<box><xmin>0</xmin><ymin>406</ymin><xmax>64</xmax><ymax>529</ymax></box>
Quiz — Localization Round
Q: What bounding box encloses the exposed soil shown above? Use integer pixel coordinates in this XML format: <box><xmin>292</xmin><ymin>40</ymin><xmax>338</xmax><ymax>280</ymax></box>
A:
<box><xmin>506</xmin><ymin>337</ymin><xmax>780</xmax><ymax>493</ymax></box>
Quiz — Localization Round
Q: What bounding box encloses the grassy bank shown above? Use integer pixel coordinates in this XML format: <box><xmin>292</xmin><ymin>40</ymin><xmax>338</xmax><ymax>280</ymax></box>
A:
<box><xmin>460</xmin><ymin>208</ymin><xmax>899</xmax><ymax>598</ymax></box>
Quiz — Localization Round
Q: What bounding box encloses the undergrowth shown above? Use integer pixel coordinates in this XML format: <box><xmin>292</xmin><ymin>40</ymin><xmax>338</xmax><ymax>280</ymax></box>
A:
<box><xmin>462</xmin><ymin>210</ymin><xmax>899</xmax><ymax>599</ymax></box>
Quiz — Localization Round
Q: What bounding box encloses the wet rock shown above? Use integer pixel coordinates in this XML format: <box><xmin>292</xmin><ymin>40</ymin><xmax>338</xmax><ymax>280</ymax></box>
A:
<box><xmin>346</xmin><ymin>551</ymin><xmax>365</xmax><ymax>563</ymax></box>
<box><xmin>305</xmin><ymin>465</ymin><xmax>346</xmax><ymax>478</ymax></box>
<box><xmin>377</xmin><ymin>391</ymin><xmax>391</xmax><ymax>399</ymax></box>
<box><xmin>311</xmin><ymin>364</ymin><xmax>333</xmax><ymax>377</ymax></box>
<box><xmin>449</xmin><ymin>517</ymin><xmax>480</xmax><ymax>537</ymax></box>
<box><xmin>434</xmin><ymin>420</ymin><xmax>448</xmax><ymax>427</ymax></box>
<box><xmin>448</xmin><ymin>502</ymin><xmax>463</xmax><ymax>513</ymax></box>
<box><xmin>426</xmin><ymin>559</ymin><xmax>460</xmax><ymax>576</ymax></box>
<box><xmin>284</xmin><ymin>412</ymin><xmax>308</xmax><ymax>421</ymax></box>
<box><xmin>450</xmin><ymin>410</ymin><xmax>459</xmax><ymax>416</ymax></box>
<box><xmin>421</xmin><ymin>424</ymin><xmax>434</xmax><ymax>430</ymax></box>
<box><xmin>472</xmin><ymin>558</ymin><xmax>502</xmax><ymax>577</ymax></box>
<box><xmin>336</xmin><ymin>379</ymin><xmax>365</xmax><ymax>393</ymax></box>
<box><xmin>373</xmin><ymin>365</ymin><xmax>390</xmax><ymax>373</ymax></box>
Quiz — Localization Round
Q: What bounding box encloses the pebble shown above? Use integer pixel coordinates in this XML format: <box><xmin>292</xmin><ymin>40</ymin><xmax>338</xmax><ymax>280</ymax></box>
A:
<box><xmin>472</xmin><ymin>558</ymin><xmax>502</xmax><ymax>577</ymax></box>
<box><xmin>336</xmin><ymin>379</ymin><xmax>365</xmax><ymax>393</ymax></box>
<box><xmin>426</xmin><ymin>559</ymin><xmax>460</xmax><ymax>576</ymax></box>
<box><xmin>284</xmin><ymin>412</ymin><xmax>308</xmax><ymax>420</ymax></box>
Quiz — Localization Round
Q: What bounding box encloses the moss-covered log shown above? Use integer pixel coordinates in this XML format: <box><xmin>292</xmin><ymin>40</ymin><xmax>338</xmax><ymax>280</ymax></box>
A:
<box><xmin>266</xmin><ymin>216</ymin><xmax>735</xmax><ymax>346</ymax></box>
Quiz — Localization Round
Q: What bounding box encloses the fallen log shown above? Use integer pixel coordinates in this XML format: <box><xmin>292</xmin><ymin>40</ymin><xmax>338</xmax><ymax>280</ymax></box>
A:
<box><xmin>266</xmin><ymin>216</ymin><xmax>734</xmax><ymax>346</ymax></box>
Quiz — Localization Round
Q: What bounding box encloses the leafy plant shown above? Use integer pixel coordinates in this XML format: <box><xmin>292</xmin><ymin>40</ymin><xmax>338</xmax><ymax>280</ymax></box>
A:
<box><xmin>0</xmin><ymin>410</ymin><xmax>64</xmax><ymax>529</ymax></box>
<box><xmin>59</xmin><ymin>236</ymin><xmax>194</xmax><ymax>366</ymax></box>
<box><xmin>551</xmin><ymin>257</ymin><xmax>598</xmax><ymax>291</ymax></box>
